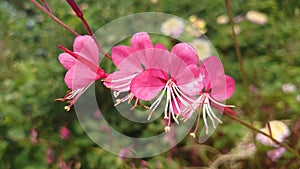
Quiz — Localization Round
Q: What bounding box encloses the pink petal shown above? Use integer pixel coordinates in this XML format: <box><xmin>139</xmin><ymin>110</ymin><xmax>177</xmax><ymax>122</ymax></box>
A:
<box><xmin>130</xmin><ymin>69</ymin><xmax>168</xmax><ymax>101</ymax></box>
<box><xmin>167</xmin><ymin>51</ymin><xmax>197</xmax><ymax>84</ymax></box>
<box><xmin>115</xmin><ymin>48</ymin><xmax>168</xmax><ymax>73</ymax></box>
<box><xmin>171</xmin><ymin>43</ymin><xmax>198</xmax><ymax>66</ymax></box>
<box><xmin>130</xmin><ymin>32</ymin><xmax>153</xmax><ymax>50</ymax></box>
<box><xmin>64</xmin><ymin>63</ymin><xmax>100</xmax><ymax>90</ymax></box>
<box><xmin>200</xmin><ymin>56</ymin><xmax>229</xmax><ymax>100</ymax></box>
<box><xmin>139</xmin><ymin>49</ymin><xmax>170</xmax><ymax>71</ymax></box>
<box><xmin>175</xmin><ymin>64</ymin><xmax>199</xmax><ymax>85</ymax></box>
<box><xmin>73</xmin><ymin>35</ymin><xmax>99</xmax><ymax>64</ymax></box>
<box><xmin>111</xmin><ymin>45</ymin><xmax>135</xmax><ymax>67</ymax></box>
<box><xmin>177</xmin><ymin>65</ymin><xmax>202</xmax><ymax>96</ymax></box>
<box><xmin>58</xmin><ymin>53</ymin><xmax>76</xmax><ymax>70</ymax></box>
<box><xmin>154</xmin><ymin>43</ymin><xmax>168</xmax><ymax>50</ymax></box>
<box><xmin>116</xmin><ymin>51</ymin><xmax>146</xmax><ymax>73</ymax></box>
<box><xmin>224</xmin><ymin>75</ymin><xmax>235</xmax><ymax>99</ymax></box>
<box><xmin>267</xmin><ymin>147</ymin><xmax>286</xmax><ymax>162</ymax></box>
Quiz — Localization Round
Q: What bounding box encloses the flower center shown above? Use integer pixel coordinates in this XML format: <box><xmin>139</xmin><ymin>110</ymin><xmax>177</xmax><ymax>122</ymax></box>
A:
<box><xmin>148</xmin><ymin>79</ymin><xmax>195</xmax><ymax>131</ymax></box>
<box><xmin>183</xmin><ymin>93</ymin><xmax>235</xmax><ymax>137</ymax></box>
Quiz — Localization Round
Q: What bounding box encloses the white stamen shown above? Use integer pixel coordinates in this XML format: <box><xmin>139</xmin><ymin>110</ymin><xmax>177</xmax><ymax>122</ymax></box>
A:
<box><xmin>109</xmin><ymin>74</ymin><xmax>137</xmax><ymax>83</ymax></box>
<box><xmin>171</xmin><ymin>85</ymin><xmax>190</xmax><ymax>107</ymax></box>
<box><xmin>167</xmin><ymin>87</ymin><xmax>179</xmax><ymax>124</ymax></box>
<box><xmin>208</xmin><ymin>95</ymin><xmax>235</xmax><ymax>108</ymax></box>
<box><xmin>169</xmin><ymin>86</ymin><xmax>181</xmax><ymax>115</ymax></box>
<box><xmin>204</xmin><ymin>104</ymin><xmax>216</xmax><ymax>128</ymax></box>
<box><xmin>114</xmin><ymin>93</ymin><xmax>134</xmax><ymax>106</ymax></box>
<box><xmin>110</xmin><ymin>81</ymin><xmax>131</xmax><ymax>90</ymax></box>
<box><xmin>173</xmin><ymin>85</ymin><xmax>196</xmax><ymax>103</ymax></box>
<box><xmin>184</xmin><ymin>92</ymin><xmax>233</xmax><ymax>137</ymax></box>
<box><xmin>149</xmin><ymin>88</ymin><xmax>166</xmax><ymax>111</ymax></box>
<box><xmin>165</xmin><ymin>86</ymin><xmax>171</xmax><ymax>119</ymax></box>
<box><xmin>206</xmin><ymin>102</ymin><xmax>222</xmax><ymax>124</ymax></box>
<box><xmin>202</xmin><ymin>102</ymin><xmax>209</xmax><ymax>134</ymax></box>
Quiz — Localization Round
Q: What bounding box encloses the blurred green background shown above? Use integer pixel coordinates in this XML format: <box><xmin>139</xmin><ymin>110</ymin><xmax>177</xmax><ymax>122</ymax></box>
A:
<box><xmin>0</xmin><ymin>0</ymin><xmax>300</xmax><ymax>168</ymax></box>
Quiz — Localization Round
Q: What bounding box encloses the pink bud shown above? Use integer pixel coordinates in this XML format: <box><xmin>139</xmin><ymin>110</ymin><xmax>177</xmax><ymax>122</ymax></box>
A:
<box><xmin>30</xmin><ymin>128</ymin><xmax>38</xmax><ymax>144</ymax></box>
<box><xmin>60</xmin><ymin>126</ymin><xmax>71</xmax><ymax>140</ymax></box>
<box><xmin>57</xmin><ymin>157</ymin><xmax>71</xmax><ymax>169</ymax></box>
<box><xmin>46</xmin><ymin>148</ymin><xmax>55</xmax><ymax>164</ymax></box>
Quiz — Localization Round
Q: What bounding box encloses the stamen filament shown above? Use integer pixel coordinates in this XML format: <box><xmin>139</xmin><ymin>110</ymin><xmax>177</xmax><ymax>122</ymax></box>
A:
<box><xmin>110</xmin><ymin>74</ymin><xmax>137</xmax><ymax>83</ymax></box>
<box><xmin>206</xmin><ymin>103</ymin><xmax>222</xmax><ymax>124</ymax></box>
<box><xmin>202</xmin><ymin>102</ymin><xmax>209</xmax><ymax>134</ymax></box>
<box><xmin>149</xmin><ymin>87</ymin><xmax>166</xmax><ymax>110</ymax></box>
<box><xmin>114</xmin><ymin>93</ymin><xmax>134</xmax><ymax>106</ymax></box>
<box><xmin>208</xmin><ymin>95</ymin><xmax>235</xmax><ymax>108</ymax></box>
<box><xmin>165</xmin><ymin>87</ymin><xmax>171</xmax><ymax>119</ymax></box>
<box><xmin>169</xmin><ymin>86</ymin><xmax>181</xmax><ymax>115</ymax></box>
<box><xmin>204</xmin><ymin>104</ymin><xmax>216</xmax><ymax>128</ymax></box>
<box><xmin>192</xmin><ymin>108</ymin><xmax>202</xmax><ymax>134</ymax></box>
<box><xmin>173</xmin><ymin>85</ymin><xmax>196</xmax><ymax>103</ymax></box>
<box><xmin>110</xmin><ymin>81</ymin><xmax>131</xmax><ymax>89</ymax></box>
<box><xmin>172</xmin><ymin>86</ymin><xmax>191</xmax><ymax>107</ymax></box>
<box><xmin>167</xmin><ymin>87</ymin><xmax>179</xmax><ymax>124</ymax></box>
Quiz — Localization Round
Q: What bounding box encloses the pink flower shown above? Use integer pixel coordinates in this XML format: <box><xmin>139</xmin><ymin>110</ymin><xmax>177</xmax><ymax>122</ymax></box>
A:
<box><xmin>267</xmin><ymin>147</ymin><xmax>286</xmax><ymax>162</ymax></box>
<box><xmin>56</xmin><ymin>35</ymin><xmax>107</xmax><ymax>111</ymax></box>
<box><xmin>57</xmin><ymin>157</ymin><xmax>71</xmax><ymax>169</ymax></box>
<box><xmin>103</xmin><ymin>32</ymin><xmax>167</xmax><ymax>108</ymax></box>
<box><xmin>104</xmin><ymin>32</ymin><xmax>235</xmax><ymax>134</ymax></box>
<box><xmin>46</xmin><ymin>148</ymin><xmax>55</xmax><ymax>164</ymax></box>
<box><xmin>182</xmin><ymin>56</ymin><xmax>235</xmax><ymax>137</ymax></box>
<box><xmin>30</xmin><ymin>128</ymin><xmax>38</xmax><ymax>144</ymax></box>
<box><xmin>256</xmin><ymin>120</ymin><xmax>290</xmax><ymax>147</ymax></box>
<box><xmin>129</xmin><ymin>43</ymin><xmax>199</xmax><ymax>131</ymax></box>
<box><xmin>60</xmin><ymin>126</ymin><xmax>71</xmax><ymax>140</ymax></box>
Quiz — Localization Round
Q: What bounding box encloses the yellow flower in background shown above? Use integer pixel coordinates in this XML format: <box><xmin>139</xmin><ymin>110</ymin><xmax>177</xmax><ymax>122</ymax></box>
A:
<box><xmin>161</xmin><ymin>17</ymin><xmax>185</xmax><ymax>38</ymax></box>
<box><xmin>150</xmin><ymin>0</ymin><xmax>158</xmax><ymax>4</ymax></box>
<box><xmin>189</xmin><ymin>39</ymin><xmax>211</xmax><ymax>60</ymax></box>
<box><xmin>256</xmin><ymin>120</ymin><xmax>290</xmax><ymax>147</ymax></box>
<box><xmin>246</xmin><ymin>10</ymin><xmax>268</xmax><ymax>25</ymax></box>
<box><xmin>216</xmin><ymin>15</ymin><xmax>229</xmax><ymax>25</ymax></box>
<box><xmin>188</xmin><ymin>15</ymin><xmax>207</xmax><ymax>34</ymax></box>
<box><xmin>234</xmin><ymin>25</ymin><xmax>241</xmax><ymax>35</ymax></box>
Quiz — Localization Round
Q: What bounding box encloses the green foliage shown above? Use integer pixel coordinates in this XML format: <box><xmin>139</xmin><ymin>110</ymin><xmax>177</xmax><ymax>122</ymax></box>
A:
<box><xmin>1</xmin><ymin>0</ymin><xmax>300</xmax><ymax>168</ymax></box>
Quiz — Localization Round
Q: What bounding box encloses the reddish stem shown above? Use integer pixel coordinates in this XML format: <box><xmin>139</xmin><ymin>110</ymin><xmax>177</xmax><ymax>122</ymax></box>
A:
<box><xmin>65</xmin><ymin>0</ymin><xmax>112</xmax><ymax>60</ymax></box>
<box><xmin>267</xmin><ymin>121</ymin><xmax>273</xmax><ymax>138</ymax></box>
<box><xmin>41</xmin><ymin>0</ymin><xmax>52</xmax><ymax>13</ymax></box>
<box><xmin>224</xmin><ymin>108</ymin><xmax>300</xmax><ymax>161</ymax></box>
<box><xmin>29</xmin><ymin>0</ymin><xmax>79</xmax><ymax>36</ymax></box>
<box><xmin>66</xmin><ymin>0</ymin><xmax>93</xmax><ymax>35</ymax></box>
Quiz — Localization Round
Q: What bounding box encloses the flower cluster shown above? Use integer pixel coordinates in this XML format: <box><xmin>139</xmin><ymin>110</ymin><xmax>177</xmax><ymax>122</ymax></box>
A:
<box><xmin>102</xmin><ymin>32</ymin><xmax>235</xmax><ymax>136</ymax></box>
<box><xmin>256</xmin><ymin>120</ymin><xmax>290</xmax><ymax>161</ymax></box>
<box><xmin>55</xmin><ymin>31</ymin><xmax>235</xmax><ymax>137</ymax></box>
<box><xmin>55</xmin><ymin>35</ymin><xmax>107</xmax><ymax>111</ymax></box>
<box><xmin>49</xmin><ymin>0</ymin><xmax>235</xmax><ymax>138</ymax></box>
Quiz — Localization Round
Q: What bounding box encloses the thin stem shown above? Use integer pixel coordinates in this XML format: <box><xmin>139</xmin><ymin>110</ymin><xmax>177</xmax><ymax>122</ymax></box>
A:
<box><xmin>225</xmin><ymin>0</ymin><xmax>254</xmax><ymax>126</ymax></box>
<box><xmin>29</xmin><ymin>0</ymin><xmax>80</xmax><ymax>36</ymax></box>
<box><xmin>66</xmin><ymin>0</ymin><xmax>93</xmax><ymax>36</ymax></box>
<box><xmin>224</xmin><ymin>0</ymin><xmax>247</xmax><ymax>87</ymax></box>
<box><xmin>267</xmin><ymin>121</ymin><xmax>273</xmax><ymax>138</ymax></box>
<box><xmin>41</xmin><ymin>0</ymin><xmax>52</xmax><ymax>13</ymax></box>
<box><xmin>66</xmin><ymin>0</ymin><xmax>112</xmax><ymax>60</ymax></box>
<box><xmin>225</xmin><ymin>111</ymin><xmax>300</xmax><ymax>161</ymax></box>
